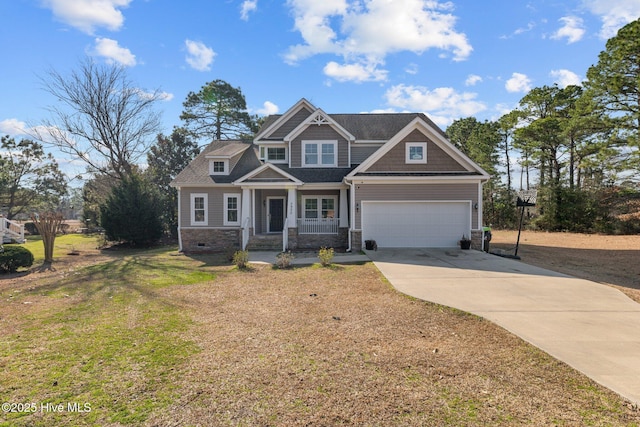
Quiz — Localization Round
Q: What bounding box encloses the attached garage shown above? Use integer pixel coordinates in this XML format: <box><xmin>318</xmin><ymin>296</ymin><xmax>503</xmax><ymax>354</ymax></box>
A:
<box><xmin>361</xmin><ymin>201</ymin><xmax>471</xmax><ymax>248</ymax></box>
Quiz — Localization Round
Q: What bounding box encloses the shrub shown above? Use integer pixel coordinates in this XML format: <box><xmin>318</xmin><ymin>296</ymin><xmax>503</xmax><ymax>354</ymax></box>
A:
<box><xmin>24</xmin><ymin>222</ymin><xmax>39</xmax><ymax>236</ymax></box>
<box><xmin>318</xmin><ymin>247</ymin><xmax>334</xmax><ymax>267</ymax></box>
<box><xmin>276</xmin><ymin>251</ymin><xmax>294</xmax><ymax>269</ymax></box>
<box><xmin>233</xmin><ymin>250</ymin><xmax>249</xmax><ymax>269</ymax></box>
<box><xmin>99</xmin><ymin>174</ymin><xmax>163</xmax><ymax>247</ymax></box>
<box><xmin>0</xmin><ymin>245</ymin><xmax>34</xmax><ymax>273</ymax></box>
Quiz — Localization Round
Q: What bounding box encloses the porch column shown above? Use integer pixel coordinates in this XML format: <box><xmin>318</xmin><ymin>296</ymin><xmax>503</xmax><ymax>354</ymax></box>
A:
<box><xmin>287</xmin><ymin>187</ymin><xmax>297</xmax><ymax>228</ymax></box>
<box><xmin>242</xmin><ymin>187</ymin><xmax>251</xmax><ymax>226</ymax></box>
<box><xmin>339</xmin><ymin>187</ymin><xmax>348</xmax><ymax>228</ymax></box>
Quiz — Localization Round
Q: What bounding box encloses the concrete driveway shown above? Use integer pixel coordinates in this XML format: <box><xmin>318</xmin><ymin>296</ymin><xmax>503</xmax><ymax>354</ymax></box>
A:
<box><xmin>366</xmin><ymin>248</ymin><xmax>640</xmax><ymax>405</ymax></box>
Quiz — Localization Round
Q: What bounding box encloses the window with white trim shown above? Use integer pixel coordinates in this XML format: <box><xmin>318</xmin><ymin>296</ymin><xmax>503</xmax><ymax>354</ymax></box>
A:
<box><xmin>259</xmin><ymin>146</ymin><xmax>288</xmax><ymax>163</ymax></box>
<box><xmin>223</xmin><ymin>193</ymin><xmax>241</xmax><ymax>226</ymax></box>
<box><xmin>406</xmin><ymin>142</ymin><xmax>427</xmax><ymax>164</ymax></box>
<box><xmin>209</xmin><ymin>159</ymin><xmax>229</xmax><ymax>175</ymax></box>
<box><xmin>302</xmin><ymin>196</ymin><xmax>337</xmax><ymax>219</ymax></box>
<box><xmin>190</xmin><ymin>193</ymin><xmax>208</xmax><ymax>226</ymax></box>
<box><xmin>303</xmin><ymin>141</ymin><xmax>337</xmax><ymax>167</ymax></box>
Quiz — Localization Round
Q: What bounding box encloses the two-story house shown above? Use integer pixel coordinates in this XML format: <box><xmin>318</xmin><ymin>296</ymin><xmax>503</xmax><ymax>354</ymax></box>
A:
<box><xmin>171</xmin><ymin>98</ymin><xmax>490</xmax><ymax>253</ymax></box>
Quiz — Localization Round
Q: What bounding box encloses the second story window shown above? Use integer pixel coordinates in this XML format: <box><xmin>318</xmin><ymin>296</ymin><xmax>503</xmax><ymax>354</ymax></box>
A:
<box><xmin>303</xmin><ymin>141</ymin><xmax>337</xmax><ymax>167</ymax></box>
<box><xmin>259</xmin><ymin>146</ymin><xmax>288</xmax><ymax>163</ymax></box>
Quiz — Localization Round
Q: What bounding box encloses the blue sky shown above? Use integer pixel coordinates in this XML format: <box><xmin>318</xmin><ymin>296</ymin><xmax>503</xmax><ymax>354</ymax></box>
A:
<box><xmin>2</xmin><ymin>0</ymin><xmax>640</xmax><ymax>157</ymax></box>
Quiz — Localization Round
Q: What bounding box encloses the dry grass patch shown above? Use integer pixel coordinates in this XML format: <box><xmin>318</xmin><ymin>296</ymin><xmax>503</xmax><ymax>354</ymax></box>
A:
<box><xmin>2</xmin><ymin>242</ymin><xmax>639</xmax><ymax>426</ymax></box>
<box><xmin>151</xmin><ymin>263</ymin><xmax>640</xmax><ymax>426</ymax></box>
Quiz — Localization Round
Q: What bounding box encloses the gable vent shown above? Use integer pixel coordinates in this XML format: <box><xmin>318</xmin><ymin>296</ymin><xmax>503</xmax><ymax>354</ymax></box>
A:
<box><xmin>310</xmin><ymin>113</ymin><xmax>331</xmax><ymax>126</ymax></box>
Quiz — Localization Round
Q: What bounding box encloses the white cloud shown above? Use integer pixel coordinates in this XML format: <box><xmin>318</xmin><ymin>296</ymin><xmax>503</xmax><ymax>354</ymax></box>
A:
<box><xmin>550</xmin><ymin>69</ymin><xmax>582</xmax><ymax>87</ymax></box>
<box><xmin>551</xmin><ymin>16</ymin><xmax>585</xmax><ymax>43</ymax></box>
<box><xmin>135</xmin><ymin>89</ymin><xmax>174</xmax><ymax>102</ymax></box>
<box><xmin>583</xmin><ymin>0</ymin><xmax>640</xmax><ymax>39</ymax></box>
<box><xmin>240</xmin><ymin>0</ymin><xmax>258</xmax><ymax>20</ymax></box>
<box><xmin>405</xmin><ymin>63</ymin><xmax>419</xmax><ymax>75</ymax></box>
<box><xmin>505</xmin><ymin>72</ymin><xmax>532</xmax><ymax>93</ymax></box>
<box><xmin>284</xmin><ymin>0</ymin><xmax>472</xmax><ymax>81</ymax></box>
<box><xmin>0</xmin><ymin>118</ymin><xmax>28</xmax><ymax>136</ymax></box>
<box><xmin>323</xmin><ymin>61</ymin><xmax>388</xmax><ymax>82</ymax></box>
<box><xmin>256</xmin><ymin>101</ymin><xmax>279</xmax><ymax>116</ymax></box>
<box><xmin>93</xmin><ymin>37</ymin><xmax>136</xmax><ymax>66</ymax></box>
<box><xmin>42</xmin><ymin>0</ymin><xmax>131</xmax><ymax>34</ymax></box>
<box><xmin>384</xmin><ymin>84</ymin><xmax>487</xmax><ymax>126</ymax></box>
<box><xmin>185</xmin><ymin>40</ymin><xmax>216</xmax><ymax>71</ymax></box>
<box><xmin>465</xmin><ymin>74</ymin><xmax>482</xmax><ymax>86</ymax></box>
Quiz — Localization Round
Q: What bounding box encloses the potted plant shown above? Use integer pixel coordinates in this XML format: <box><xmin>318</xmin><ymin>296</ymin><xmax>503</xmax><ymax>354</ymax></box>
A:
<box><xmin>459</xmin><ymin>235</ymin><xmax>471</xmax><ymax>250</ymax></box>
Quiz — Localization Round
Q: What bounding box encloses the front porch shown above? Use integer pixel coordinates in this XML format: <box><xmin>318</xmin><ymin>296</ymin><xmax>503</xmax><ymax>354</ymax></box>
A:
<box><xmin>241</xmin><ymin>186</ymin><xmax>350</xmax><ymax>251</ymax></box>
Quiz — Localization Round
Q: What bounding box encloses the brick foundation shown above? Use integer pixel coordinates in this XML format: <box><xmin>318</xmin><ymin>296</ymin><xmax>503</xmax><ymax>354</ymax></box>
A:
<box><xmin>290</xmin><ymin>228</ymin><xmax>348</xmax><ymax>250</ymax></box>
<box><xmin>180</xmin><ymin>228</ymin><xmax>241</xmax><ymax>253</ymax></box>
<box><xmin>351</xmin><ymin>230</ymin><xmax>362</xmax><ymax>252</ymax></box>
<box><xmin>470</xmin><ymin>229</ymin><xmax>483</xmax><ymax>251</ymax></box>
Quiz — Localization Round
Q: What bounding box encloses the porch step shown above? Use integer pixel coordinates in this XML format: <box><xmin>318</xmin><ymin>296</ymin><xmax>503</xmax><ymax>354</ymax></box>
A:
<box><xmin>246</xmin><ymin>234</ymin><xmax>283</xmax><ymax>251</ymax></box>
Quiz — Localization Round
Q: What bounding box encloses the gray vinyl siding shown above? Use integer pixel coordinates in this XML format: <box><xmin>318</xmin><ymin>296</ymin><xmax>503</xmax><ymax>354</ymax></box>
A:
<box><xmin>251</xmin><ymin>168</ymin><xmax>289</xmax><ymax>180</ymax></box>
<box><xmin>270</xmin><ymin>107</ymin><xmax>314</xmax><ymax>139</ymax></box>
<box><xmin>351</xmin><ymin>145</ymin><xmax>382</xmax><ymax>164</ymax></box>
<box><xmin>290</xmin><ymin>125</ymin><xmax>349</xmax><ymax>168</ymax></box>
<box><xmin>354</xmin><ymin>183</ymin><xmax>478</xmax><ymax>229</ymax></box>
<box><xmin>368</xmin><ymin>129</ymin><xmax>467</xmax><ymax>172</ymax></box>
<box><xmin>180</xmin><ymin>187</ymin><xmax>239</xmax><ymax>228</ymax></box>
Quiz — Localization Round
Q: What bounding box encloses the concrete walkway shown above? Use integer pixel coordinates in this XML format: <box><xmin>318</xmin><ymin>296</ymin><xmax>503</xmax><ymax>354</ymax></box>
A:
<box><xmin>366</xmin><ymin>248</ymin><xmax>640</xmax><ymax>405</ymax></box>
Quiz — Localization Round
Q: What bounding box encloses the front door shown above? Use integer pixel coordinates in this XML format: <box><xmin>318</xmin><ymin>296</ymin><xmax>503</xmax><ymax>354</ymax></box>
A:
<box><xmin>267</xmin><ymin>197</ymin><xmax>285</xmax><ymax>233</ymax></box>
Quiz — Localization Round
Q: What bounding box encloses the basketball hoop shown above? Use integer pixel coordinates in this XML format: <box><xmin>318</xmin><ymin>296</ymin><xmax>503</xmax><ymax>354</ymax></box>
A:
<box><xmin>516</xmin><ymin>189</ymin><xmax>537</xmax><ymax>207</ymax></box>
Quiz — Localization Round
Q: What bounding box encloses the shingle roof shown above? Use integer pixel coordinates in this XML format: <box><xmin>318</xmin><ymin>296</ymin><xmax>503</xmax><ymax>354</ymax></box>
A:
<box><xmin>171</xmin><ymin>141</ymin><xmax>260</xmax><ymax>186</ymax></box>
<box><xmin>255</xmin><ymin>112</ymin><xmax>447</xmax><ymax>142</ymax></box>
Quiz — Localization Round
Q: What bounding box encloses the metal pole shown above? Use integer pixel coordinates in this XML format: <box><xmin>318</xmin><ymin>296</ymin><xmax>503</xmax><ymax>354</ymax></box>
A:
<box><xmin>514</xmin><ymin>205</ymin><xmax>525</xmax><ymax>257</ymax></box>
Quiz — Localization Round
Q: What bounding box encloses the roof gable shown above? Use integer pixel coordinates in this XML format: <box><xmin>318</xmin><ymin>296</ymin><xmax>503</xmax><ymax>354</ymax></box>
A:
<box><xmin>234</xmin><ymin>163</ymin><xmax>303</xmax><ymax>185</ymax></box>
<box><xmin>254</xmin><ymin>98</ymin><xmax>316</xmax><ymax>141</ymax></box>
<box><xmin>348</xmin><ymin>117</ymin><xmax>490</xmax><ymax>179</ymax></box>
<box><xmin>284</xmin><ymin>108</ymin><xmax>355</xmax><ymax>142</ymax></box>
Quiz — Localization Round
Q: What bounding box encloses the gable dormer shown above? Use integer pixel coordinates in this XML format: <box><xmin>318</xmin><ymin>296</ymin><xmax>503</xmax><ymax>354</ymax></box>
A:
<box><xmin>205</xmin><ymin>142</ymin><xmax>250</xmax><ymax>176</ymax></box>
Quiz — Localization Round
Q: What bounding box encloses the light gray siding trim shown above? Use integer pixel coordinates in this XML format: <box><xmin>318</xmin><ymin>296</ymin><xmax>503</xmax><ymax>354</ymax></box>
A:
<box><xmin>354</xmin><ymin>183</ymin><xmax>478</xmax><ymax>229</ymax></box>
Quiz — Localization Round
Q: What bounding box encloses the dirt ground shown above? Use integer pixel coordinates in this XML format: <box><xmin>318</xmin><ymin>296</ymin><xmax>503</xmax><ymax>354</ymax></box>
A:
<box><xmin>490</xmin><ymin>230</ymin><xmax>640</xmax><ymax>303</ymax></box>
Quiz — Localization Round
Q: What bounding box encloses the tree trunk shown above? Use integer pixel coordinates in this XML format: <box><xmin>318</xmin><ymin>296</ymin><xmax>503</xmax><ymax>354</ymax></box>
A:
<box><xmin>31</xmin><ymin>212</ymin><xmax>64</xmax><ymax>264</ymax></box>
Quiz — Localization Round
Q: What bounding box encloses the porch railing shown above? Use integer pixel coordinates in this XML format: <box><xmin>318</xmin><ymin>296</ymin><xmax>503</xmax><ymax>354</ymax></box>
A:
<box><xmin>1</xmin><ymin>216</ymin><xmax>25</xmax><ymax>243</ymax></box>
<box><xmin>297</xmin><ymin>218</ymin><xmax>339</xmax><ymax>235</ymax></box>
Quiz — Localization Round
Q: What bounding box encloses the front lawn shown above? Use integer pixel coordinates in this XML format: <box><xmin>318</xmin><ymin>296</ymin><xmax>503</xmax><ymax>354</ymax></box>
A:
<box><xmin>1</xmin><ymin>239</ymin><xmax>638</xmax><ymax>426</ymax></box>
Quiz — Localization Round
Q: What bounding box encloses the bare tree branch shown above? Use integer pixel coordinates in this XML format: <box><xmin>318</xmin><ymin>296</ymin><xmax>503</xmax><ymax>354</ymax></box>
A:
<box><xmin>32</xmin><ymin>58</ymin><xmax>162</xmax><ymax>179</ymax></box>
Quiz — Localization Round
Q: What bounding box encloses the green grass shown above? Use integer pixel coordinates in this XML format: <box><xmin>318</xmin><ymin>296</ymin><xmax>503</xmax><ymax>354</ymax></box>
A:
<box><xmin>20</xmin><ymin>234</ymin><xmax>101</xmax><ymax>265</ymax></box>
<box><xmin>0</xmin><ymin>245</ymin><xmax>216</xmax><ymax>427</ymax></box>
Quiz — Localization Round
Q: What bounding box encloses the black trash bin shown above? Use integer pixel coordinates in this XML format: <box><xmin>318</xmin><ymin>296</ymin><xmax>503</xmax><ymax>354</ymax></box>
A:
<box><xmin>365</xmin><ymin>239</ymin><xmax>376</xmax><ymax>250</ymax></box>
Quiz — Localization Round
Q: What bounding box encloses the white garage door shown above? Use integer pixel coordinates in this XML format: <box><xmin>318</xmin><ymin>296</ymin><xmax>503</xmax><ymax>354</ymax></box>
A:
<box><xmin>361</xmin><ymin>201</ymin><xmax>471</xmax><ymax>248</ymax></box>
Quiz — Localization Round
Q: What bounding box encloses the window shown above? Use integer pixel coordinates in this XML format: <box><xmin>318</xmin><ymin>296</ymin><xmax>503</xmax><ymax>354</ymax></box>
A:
<box><xmin>406</xmin><ymin>142</ymin><xmax>427</xmax><ymax>164</ymax></box>
<box><xmin>303</xmin><ymin>141</ymin><xmax>337</xmax><ymax>167</ymax></box>
<box><xmin>210</xmin><ymin>159</ymin><xmax>229</xmax><ymax>175</ymax></box>
<box><xmin>223</xmin><ymin>193</ymin><xmax>241</xmax><ymax>226</ymax></box>
<box><xmin>259</xmin><ymin>146</ymin><xmax>287</xmax><ymax>163</ymax></box>
<box><xmin>268</xmin><ymin>147</ymin><xmax>286</xmax><ymax>162</ymax></box>
<box><xmin>303</xmin><ymin>196</ymin><xmax>337</xmax><ymax>219</ymax></box>
<box><xmin>190</xmin><ymin>193</ymin><xmax>208</xmax><ymax>226</ymax></box>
